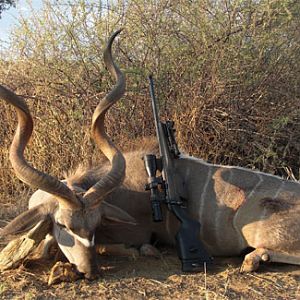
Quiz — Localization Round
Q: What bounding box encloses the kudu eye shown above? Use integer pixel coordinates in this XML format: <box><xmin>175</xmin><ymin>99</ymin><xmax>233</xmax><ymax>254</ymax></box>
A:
<box><xmin>56</xmin><ymin>222</ymin><xmax>67</xmax><ymax>229</ymax></box>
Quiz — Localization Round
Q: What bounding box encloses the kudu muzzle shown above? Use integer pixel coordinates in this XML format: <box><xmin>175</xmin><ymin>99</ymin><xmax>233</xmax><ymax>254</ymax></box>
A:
<box><xmin>53</xmin><ymin>223</ymin><xmax>98</xmax><ymax>279</ymax></box>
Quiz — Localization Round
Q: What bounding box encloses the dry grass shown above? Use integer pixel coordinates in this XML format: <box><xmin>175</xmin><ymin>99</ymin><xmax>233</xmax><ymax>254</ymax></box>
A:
<box><xmin>0</xmin><ymin>247</ymin><xmax>298</xmax><ymax>299</ymax></box>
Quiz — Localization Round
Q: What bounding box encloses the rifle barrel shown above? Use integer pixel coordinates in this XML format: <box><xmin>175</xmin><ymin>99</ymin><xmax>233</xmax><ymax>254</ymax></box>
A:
<box><xmin>148</xmin><ymin>75</ymin><xmax>161</xmax><ymax>142</ymax></box>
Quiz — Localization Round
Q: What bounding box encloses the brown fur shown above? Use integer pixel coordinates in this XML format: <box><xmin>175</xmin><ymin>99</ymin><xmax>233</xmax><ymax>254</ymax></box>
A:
<box><xmin>65</xmin><ymin>164</ymin><xmax>108</xmax><ymax>191</ymax></box>
<box><xmin>65</xmin><ymin>137</ymin><xmax>158</xmax><ymax>193</ymax></box>
<box><xmin>213</xmin><ymin>168</ymin><xmax>247</xmax><ymax>210</ymax></box>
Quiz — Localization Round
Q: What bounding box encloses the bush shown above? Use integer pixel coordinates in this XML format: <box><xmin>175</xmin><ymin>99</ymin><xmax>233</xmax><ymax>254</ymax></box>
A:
<box><xmin>0</xmin><ymin>0</ymin><xmax>299</xmax><ymax>203</ymax></box>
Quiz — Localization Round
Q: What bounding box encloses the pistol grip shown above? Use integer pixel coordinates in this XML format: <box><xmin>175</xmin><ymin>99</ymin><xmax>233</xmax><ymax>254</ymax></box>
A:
<box><xmin>173</xmin><ymin>206</ymin><xmax>213</xmax><ymax>272</ymax></box>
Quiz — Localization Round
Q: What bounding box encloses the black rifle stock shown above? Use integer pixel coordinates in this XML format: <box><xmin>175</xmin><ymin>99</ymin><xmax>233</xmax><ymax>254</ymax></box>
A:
<box><xmin>144</xmin><ymin>75</ymin><xmax>212</xmax><ymax>272</ymax></box>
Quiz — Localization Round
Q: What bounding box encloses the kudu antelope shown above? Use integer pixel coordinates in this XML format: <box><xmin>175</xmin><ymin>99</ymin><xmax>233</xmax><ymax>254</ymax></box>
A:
<box><xmin>1</xmin><ymin>30</ymin><xmax>300</xmax><ymax>281</ymax></box>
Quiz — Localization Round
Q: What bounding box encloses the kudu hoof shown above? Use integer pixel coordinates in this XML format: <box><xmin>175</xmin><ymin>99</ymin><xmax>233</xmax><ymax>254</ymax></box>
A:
<box><xmin>240</xmin><ymin>248</ymin><xmax>270</xmax><ymax>273</ymax></box>
<box><xmin>48</xmin><ymin>262</ymin><xmax>83</xmax><ymax>285</ymax></box>
<box><xmin>139</xmin><ymin>244</ymin><xmax>161</xmax><ymax>258</ymax></box>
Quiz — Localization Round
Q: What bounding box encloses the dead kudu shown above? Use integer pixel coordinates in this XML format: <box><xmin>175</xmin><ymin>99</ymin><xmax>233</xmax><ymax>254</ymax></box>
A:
<box><xmin>1</xmin><ymin>31</ymin><xmax>300</xmax><ymax>283</ymax></box>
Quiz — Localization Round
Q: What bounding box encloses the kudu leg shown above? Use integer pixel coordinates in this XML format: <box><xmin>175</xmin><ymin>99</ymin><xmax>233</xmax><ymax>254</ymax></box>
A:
<box><xmin>48</xmin><ymin>261</ymin><xmax>83</xmax><ymax>285</ymax></box>
<box><xmin>97</xmin><ymin>244</ymin><xmax>139</xmax><ymax>258</ymax></box>
<box><xmin>97</xmin><ymin>243</ymin><xmax>160</xmax><ymax>258</ymax></box>
<box><xmin>240</xmin><ymin>247</ymin><xmax>300</xmax><ymax>272</ymax></box>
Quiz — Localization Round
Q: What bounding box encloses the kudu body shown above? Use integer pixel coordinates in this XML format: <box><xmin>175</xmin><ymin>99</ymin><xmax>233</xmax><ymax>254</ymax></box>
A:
<box><xmin>1</xmin><ymin>30</ymin><xmax>300</xmax><ymax>278</ymax></box>
<box><xmin>67</xmin><ymin>145</ymin><xmax>300</xmax><ymax>272</ymax></box>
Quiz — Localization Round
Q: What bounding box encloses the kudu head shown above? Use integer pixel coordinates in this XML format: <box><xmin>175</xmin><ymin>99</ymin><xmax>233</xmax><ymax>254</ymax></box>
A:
<box><xmin>0</xmin><ymin>29</ymin><xmax>135</xmax><ymax>279</ymax></box>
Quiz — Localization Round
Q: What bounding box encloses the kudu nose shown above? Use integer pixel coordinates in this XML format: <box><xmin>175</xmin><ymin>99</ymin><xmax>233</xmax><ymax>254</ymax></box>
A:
<box><xmin>84</xmin><ymin>271</ymin><xmax>99</xmax><ymax>281</ymax></box>
<box><xmin>77</xmin><ymin>262</ymin><xmax>100</xmax><ymax>281</ymax></box>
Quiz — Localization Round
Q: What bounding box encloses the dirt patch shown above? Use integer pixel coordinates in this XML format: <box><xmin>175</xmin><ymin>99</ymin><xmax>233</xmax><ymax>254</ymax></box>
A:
<box><xmin>0</xmin><ymin>248</ymin><xmax>298</xmax><ymax>300</ymax></box>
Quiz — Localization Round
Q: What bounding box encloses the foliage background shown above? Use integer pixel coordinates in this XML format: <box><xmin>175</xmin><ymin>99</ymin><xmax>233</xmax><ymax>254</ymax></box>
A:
<box><xmin>0</xmin><ymin>0</ymin><xmax>299</xmax><ymax>211</ymax></box>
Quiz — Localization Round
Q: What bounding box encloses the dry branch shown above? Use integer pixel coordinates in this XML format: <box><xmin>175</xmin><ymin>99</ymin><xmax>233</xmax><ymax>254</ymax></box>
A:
<box><xmin>0</xmin><ymin>220</ymin><xmax>51</xmax><ymax>271</ymax></box>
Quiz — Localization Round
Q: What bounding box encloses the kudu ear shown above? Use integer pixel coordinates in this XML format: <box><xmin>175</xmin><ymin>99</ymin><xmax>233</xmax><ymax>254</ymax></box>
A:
<box><xmin>0</xmin><ymin>203</ymin><xmax>55</xmax><ymax>236</ymax></box>
<box><xmin>100</xmin><ymin>201</ymin><xmax>137</xmax><ymax>225</ymax></box>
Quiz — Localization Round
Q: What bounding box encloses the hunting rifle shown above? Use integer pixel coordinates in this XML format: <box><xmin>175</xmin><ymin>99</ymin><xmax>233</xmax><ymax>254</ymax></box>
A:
<box><xmin>144</xmin><ymin>75</ymin><xmax>212</xmax><ymax>272</ymax></box>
